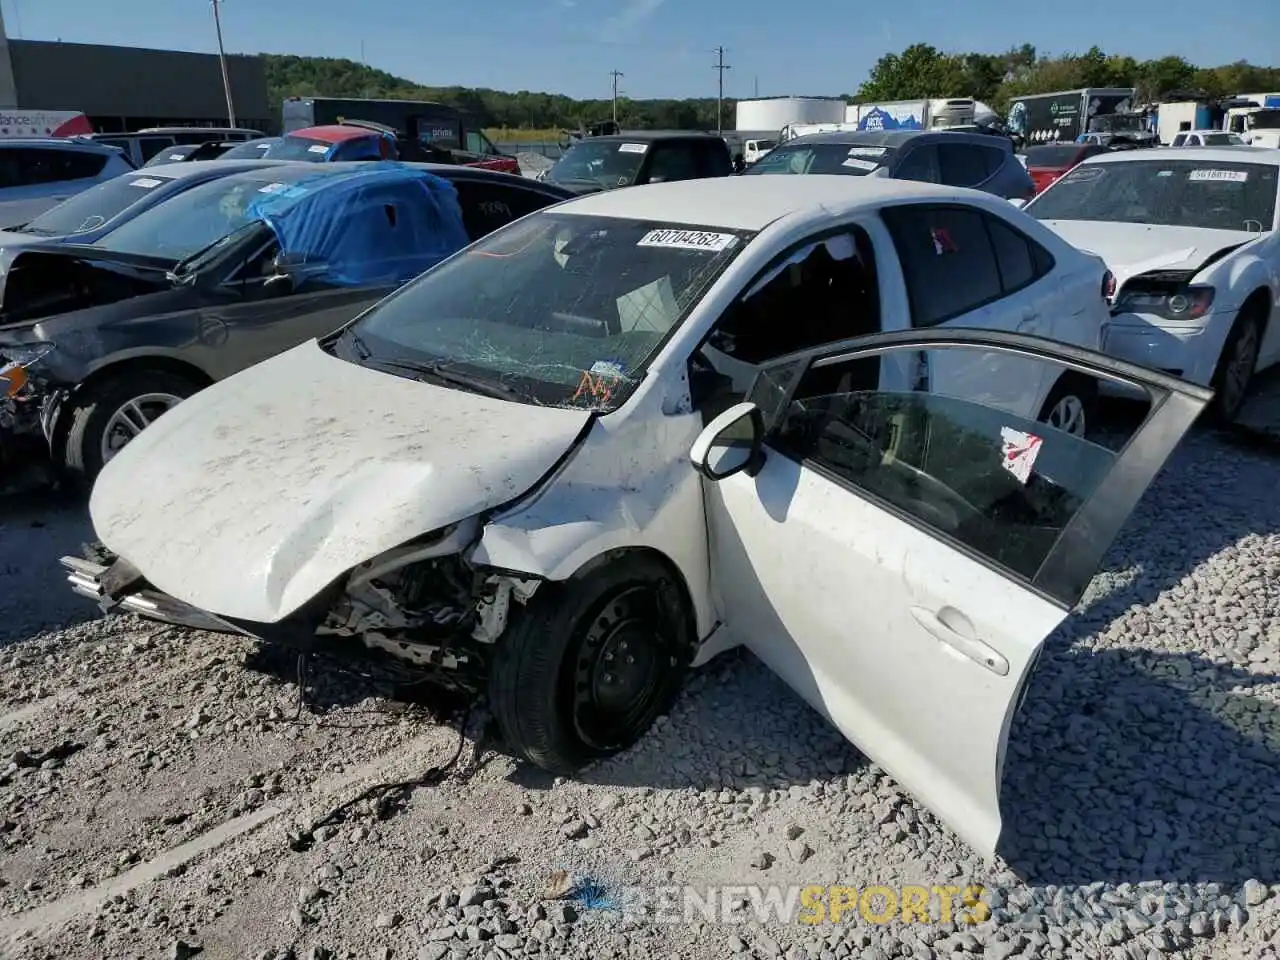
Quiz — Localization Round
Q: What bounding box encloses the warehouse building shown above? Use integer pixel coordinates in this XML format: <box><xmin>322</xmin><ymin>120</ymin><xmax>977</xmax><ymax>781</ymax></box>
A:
<box><xmin>0</xmin><ymin>9</ymin><xmax>273</xmax><ymax>133</ymax></box>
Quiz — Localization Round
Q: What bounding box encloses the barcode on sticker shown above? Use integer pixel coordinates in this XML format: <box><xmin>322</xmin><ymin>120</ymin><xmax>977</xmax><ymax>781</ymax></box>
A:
<box><xmin>842</xmin><ymin>158</ymin><xmax>879</xmax><ymax>171</ymax></box>
<box><xmin>637</xmin><ymin>229</ymin><xmax>736</xmax><ymax>252</ymax></box>
<box><xmin>617</xmin><ymin>142</ymin><xmax>648</xmax><ymax>153</ymax></box>
<box><xmin>1188</xmin><ymin>169</ymin><xmax>1248</xmax><ymax>182</ymax></box>
<box><xmin>129</xmin><ymin>178</ymin><xmax>162</xmax><ymax>188</ymax></box>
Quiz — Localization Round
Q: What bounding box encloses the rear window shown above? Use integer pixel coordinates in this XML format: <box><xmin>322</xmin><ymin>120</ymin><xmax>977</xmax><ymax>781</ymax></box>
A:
<box><xmin>1023</xmin><ymin>145</ymin><xmax>1084</xmax><ymax>168</ymax></box>
<box><xmin>746</xmin><ymin>141</ymin><xmax>897</xmax><ymax>176</ymax></box>
<box><xmin>262</xmin><ymin>136</ymin><xmax>339</xmax><ymax>162</ymax></box>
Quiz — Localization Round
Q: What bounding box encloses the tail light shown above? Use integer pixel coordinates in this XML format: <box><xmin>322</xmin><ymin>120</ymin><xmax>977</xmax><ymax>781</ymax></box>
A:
<box><xmin>1101</xmin><ymin>270</ymin><xmax>1116</xmax><ymax>302</ymax></box>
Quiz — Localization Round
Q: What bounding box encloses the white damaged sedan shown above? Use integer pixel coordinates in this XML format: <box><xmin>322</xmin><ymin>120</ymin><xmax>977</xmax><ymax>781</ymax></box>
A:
<box><xmin>62</xmin><ymin>176</ymin><xmax>1211</xmax><ymax>859</ymax></box>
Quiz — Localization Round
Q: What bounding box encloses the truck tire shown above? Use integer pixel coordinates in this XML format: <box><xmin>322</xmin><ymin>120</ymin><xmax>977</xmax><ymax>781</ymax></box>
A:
<box><xmin>488</xmin><ymin>553</ymin><xmax>693</xmax><ymax>774</ymax></box>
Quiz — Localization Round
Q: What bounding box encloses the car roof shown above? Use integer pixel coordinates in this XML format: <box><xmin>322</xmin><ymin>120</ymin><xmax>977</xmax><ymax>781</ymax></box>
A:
<box><xmin>135</xmin><ymin>126</ymin><xmax>263</xmax><ymax>135</ymax></box>
<box><xmin>132</xmin><ymin>158</ymin><xmax>303</xmax><ymax>178</ymax></box>
<box><xmin>553</xmin><ymin>174</ymin><xmax>982</xmax><ymax>231</ymax></box>
<box><xmin>587</xmin><ymin>130</ymin><xmax>725</xmax><ymax>142</ymax></box>
<box><xmin>288</xmin><ymin>125</ymin><xmax>383</xmax><ymax>143</ymax></box>
<box><xmin>0</xmin><ymin>136</ymin><xmax>121</xmax><ymax>152</ymax></box>
<box><xmin>783</xmin><ymin>129</ymin><xmax>1006</xmax><ymax>149</ymax></box>
<box><xmin>1083</xmin><ymin>146</ymin><xmax>1280</xmax><ymax>166</ymax></box>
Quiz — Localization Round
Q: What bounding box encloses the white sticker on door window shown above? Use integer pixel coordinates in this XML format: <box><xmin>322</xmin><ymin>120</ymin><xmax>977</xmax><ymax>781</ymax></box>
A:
<box><xmin>129</xmin><ymin>178</ymin><xmax>162</xmax><ymax>188</ymax></box>
<box><xmin>1188</xmin><ymin>169</ymin><xmax>1248</xmax><ymax>182</ymax></box>
<box><xmin>842</xmin><ymin>157</ymin><xmax>879</xmax><ymax>171</ymax></box>
<box><xmin>618</xmin><ymin>142</ymin><xmax>649</xmax><ymax>153</ymax></box>
<box><xmin>1000</xmin><ymin>426</ymin><xmax>1042</xmax><ymax>484</ymax></box>
<box><xmin>308</xmin><ymin>144</ymin><xmax>330</xmax><ymax>154</ymax></box>
<box><xmin>636</xmin><ymin>229</ymin><xmax>736</xmax><ymax>252</ymax></box>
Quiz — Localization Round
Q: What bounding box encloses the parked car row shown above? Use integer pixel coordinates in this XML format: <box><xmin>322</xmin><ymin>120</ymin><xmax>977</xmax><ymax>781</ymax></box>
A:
<box><xmin>0</xmin><ymin>137</ymin><xmax>1274</xmax><ymax>867</ymax></box>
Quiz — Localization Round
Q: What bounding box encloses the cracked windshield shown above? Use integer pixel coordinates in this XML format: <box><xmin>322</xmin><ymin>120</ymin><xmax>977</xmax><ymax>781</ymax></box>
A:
<box><xmin>347</xmin><ymin>212</ymin><xmax>749</xmax><ymax>408</ymax></box>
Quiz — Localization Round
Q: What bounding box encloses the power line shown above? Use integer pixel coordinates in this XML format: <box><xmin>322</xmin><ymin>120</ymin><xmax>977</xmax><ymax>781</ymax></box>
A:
<box><xmin>610</xmin><ymin>70</ymin><xmax>623</xmax><ymax>125</ymax></box>
<box><xmin>713</xmin><ymin>46</ymin><xmax>731</xmax><ymax>134</ymax></box>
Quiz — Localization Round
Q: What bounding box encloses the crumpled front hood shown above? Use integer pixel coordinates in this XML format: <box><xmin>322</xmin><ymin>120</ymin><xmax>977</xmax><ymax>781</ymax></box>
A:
<box><xmin>1040</xmin><ymin>220</ymin><xmax>1257</xmax><ymax>287</ymax></box>
<box><xmin>90</xmin><ymin>340</ymin><xmax>592</xmax><ymax>623</ymax></box>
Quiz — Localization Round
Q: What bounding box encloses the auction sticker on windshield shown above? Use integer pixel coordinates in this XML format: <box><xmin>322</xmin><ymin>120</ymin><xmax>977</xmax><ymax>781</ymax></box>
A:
<box><xmin>848</xmin><ymin>147</ymin><xmax>887</xmax><ymax>157</ymax></box>
<box><xmin>308</xmin><ymin>144</ymin><xmax>329</xmax><ymax>154</ymax></box>
<box><xmin>1188</xmin><ymin>169</ymin><xmax>1249</xmax><ymax>182</ymax></box>
<box><xmin>843</xmin><ymin>158</ymin><xmax>879</xmax><ymax>171</ymax></box>
<box><xmin>618</xmin><ymin>143</ymin><xmax>649</xmax><ymax>153</ymax></box>
<box><xmin>129</xmin><ymin>178</ymin><xmax>163</xmax><ymax>188</ymax></box>
<box><xmin>637</xmin><ymin>229</ymin><xmax>736</xmax><ymax>251</ymax></box>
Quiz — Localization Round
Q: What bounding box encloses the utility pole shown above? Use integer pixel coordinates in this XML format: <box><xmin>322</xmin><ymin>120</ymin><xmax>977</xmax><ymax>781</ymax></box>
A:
<box><xmin>754</xmin><ymin>76</ymin><xmax>759</xmax><ymax>98</ymax></box>
<box><xmin>610</xmin><ymin>70</ymin><xmax>623</xmax><ymax>125</ymax></box>
<box><xmin>713</xmin><ymin>46</ymin><xmax>731</xmax><ymax>133</ymax></box>
<box><xmin>211</xmin><ymin>0</ymin><xmax>237</xmax><ymax>126</ymax></box>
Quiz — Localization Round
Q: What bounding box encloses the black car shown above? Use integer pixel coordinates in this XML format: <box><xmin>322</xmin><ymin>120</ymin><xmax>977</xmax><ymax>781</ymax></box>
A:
<box><xmin>746</xmin><ymin>129</ymin><xmax>1036</xmax><ymax>200</ymax></box>
<box><xmin>0</xmin><ymin>162</ymin><xmax>572</xmax><ymax>481</ymax></box>
<box><xmin>540</xmin><ymin>131</ymin><xmax>734</xmax><ymax>194</ymax></box>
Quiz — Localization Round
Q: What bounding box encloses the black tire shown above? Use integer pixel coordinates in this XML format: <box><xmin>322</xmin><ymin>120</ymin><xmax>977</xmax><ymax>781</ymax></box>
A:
<box><xmin>1209</xmin><ymin>310</ymin><xmax>1264</xmax><ymax>423</ymax></box>
<box><xmin>60</xmin><ymin>369</ymin><xmax>202</xmax><ymax>484</ymax></box>
<box><xmin>488</xmin><ymin>552</ymin><xmax>693</xmax><ymax>774</ymax></box>
<box><xmin>1037</xmin><ymin>372</ymin><xmax>1097</xmax><ymax>438</ymax></box>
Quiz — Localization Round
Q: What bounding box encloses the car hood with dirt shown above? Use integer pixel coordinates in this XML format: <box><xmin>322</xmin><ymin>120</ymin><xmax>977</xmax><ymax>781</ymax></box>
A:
<box><xmin>88</xmin><ymin>339</ymin><xmax>592</xmax><ymax>623</ymax></box>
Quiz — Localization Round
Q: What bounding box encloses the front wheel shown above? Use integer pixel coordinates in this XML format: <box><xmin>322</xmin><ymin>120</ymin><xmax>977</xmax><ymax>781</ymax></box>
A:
<box><xmin>488</xmin><ymin>553</ymin><xmax>693</xmax><ymax>774</ymax></box>
<box><xmin>1210</xmin><ymin>312</ymin><xmax>1263</xmax><ymax>423</ymax></box>
<box><xmin>59</xmin><ymin>369</ymin><xmax>202</xmax><ymax>484</ymax></box>
<box><xmin>1037</xmin><ymin>373</ymin><xmax>1097</xmax><ymax>438</ymax></box>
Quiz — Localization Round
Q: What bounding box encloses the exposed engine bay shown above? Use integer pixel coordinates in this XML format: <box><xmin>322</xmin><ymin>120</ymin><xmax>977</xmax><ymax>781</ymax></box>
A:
<box><xmin>65</xmin><ymin>517</ymin><xmax>542</xmax><ymax>692</ymax></box>
<box><xmin>0</xmin><ymin>251</ymin><xmax>169</xmax><ymax>325</ymax></box>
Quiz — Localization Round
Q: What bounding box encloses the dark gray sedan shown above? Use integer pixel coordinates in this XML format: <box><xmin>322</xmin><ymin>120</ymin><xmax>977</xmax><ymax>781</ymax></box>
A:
<box><xmin>0</xmin><ymin>161</ymin><xmax>572</xmax><ymax>481</ymax></box>
<box><xmin>745</xmin><ymin>129</ymin><xmax>1036</xmax><ymax>200</ymax></box>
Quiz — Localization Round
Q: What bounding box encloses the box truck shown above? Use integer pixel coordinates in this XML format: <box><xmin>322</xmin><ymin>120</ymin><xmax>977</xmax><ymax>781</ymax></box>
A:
<box><xmin>1006</xmin><ymin>88</ymin><xmax>1136</xmax><ymax>145</ymax></box>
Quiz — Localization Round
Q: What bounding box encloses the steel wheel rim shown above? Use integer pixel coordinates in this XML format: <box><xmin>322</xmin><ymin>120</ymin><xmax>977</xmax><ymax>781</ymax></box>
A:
<box><xmin>1047</xmin><ymin>394</ymin><xmax>1087</xmax><ymax>436</ymax></box>
<box><xmin>570</xmin><ymin>583</ymin><xmax>678</xmax><ymax>751</ymax></box>
<box><xmin>1221</xmin><ymin>324</ymin><xmax>1259</xmax><ymax>417</ymax></box>
<box><xmin>101</xmin><ymin>392</ymin><xmax>184</xmax><ymax>463</ymax></box>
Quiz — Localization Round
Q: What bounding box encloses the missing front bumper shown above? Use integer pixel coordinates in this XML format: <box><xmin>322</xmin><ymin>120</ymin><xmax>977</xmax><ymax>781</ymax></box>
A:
<box><xmin>60</xmin><ymin>555</ymin><xmax>243</xmax><ymax>634</ymax></box>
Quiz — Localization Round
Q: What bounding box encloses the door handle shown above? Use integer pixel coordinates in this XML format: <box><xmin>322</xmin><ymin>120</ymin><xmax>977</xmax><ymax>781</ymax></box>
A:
<box><xmin>909</xmin><ymin>606</ymin><xmax>1010</xmax><ymax>676</ymax></box>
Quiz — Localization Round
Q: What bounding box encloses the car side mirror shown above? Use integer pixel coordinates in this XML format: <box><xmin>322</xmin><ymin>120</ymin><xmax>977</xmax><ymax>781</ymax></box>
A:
<box><xmin>265</xmin><ymin>251</ymin><xmax>325</xmax><ymax>294</ymax></box>
<box><xmin>690</xmin><ymin>401</ymin><xmax>766</xmax><ymax>481</ymax></box>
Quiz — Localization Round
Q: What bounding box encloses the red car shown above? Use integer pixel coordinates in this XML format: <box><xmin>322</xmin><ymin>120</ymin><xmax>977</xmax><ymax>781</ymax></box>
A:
<box><xmin>231</xmin><ymin>122</ymin><xmax>521</xmax><ymax>174</ymax></box>
<box><xmin>1023</xmin><ymin>143</ymin><xmax>1109</xmax><ymax>194</ymax></box>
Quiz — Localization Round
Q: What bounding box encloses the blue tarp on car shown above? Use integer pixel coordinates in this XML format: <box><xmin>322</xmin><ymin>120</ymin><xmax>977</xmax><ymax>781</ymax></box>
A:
<box><xmin>246</xmin><ymin>163</ymin><xmax>471</xmax><ymax>287</ymax></box>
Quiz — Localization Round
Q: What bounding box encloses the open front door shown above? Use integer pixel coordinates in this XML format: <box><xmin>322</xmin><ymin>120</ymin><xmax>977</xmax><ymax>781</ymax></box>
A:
<box><xmin>693</xmin><ymin>329</ymin><xmax>1211</xmax><ymax>859</ymax></box>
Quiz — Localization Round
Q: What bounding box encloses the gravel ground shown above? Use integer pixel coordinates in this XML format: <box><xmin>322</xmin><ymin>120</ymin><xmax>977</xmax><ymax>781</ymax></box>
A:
<box><xmin>1</xmin><ymin>426</ymin><xmax>1278</xmax><ymax>960</ymax></box>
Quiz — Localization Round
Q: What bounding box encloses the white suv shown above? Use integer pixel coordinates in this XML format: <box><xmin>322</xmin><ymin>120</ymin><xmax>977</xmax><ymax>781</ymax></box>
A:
<box><xmin>0</xmin><ymin>138</ymin><xmax>135</xmax><ymax>228</ymax></box>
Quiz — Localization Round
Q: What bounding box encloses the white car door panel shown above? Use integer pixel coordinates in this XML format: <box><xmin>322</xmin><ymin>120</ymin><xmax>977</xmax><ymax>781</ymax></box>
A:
<box><xmin>693</xmin><ymin>329</ymin><xmax>1211</xmax><ymax>860</ymax></box>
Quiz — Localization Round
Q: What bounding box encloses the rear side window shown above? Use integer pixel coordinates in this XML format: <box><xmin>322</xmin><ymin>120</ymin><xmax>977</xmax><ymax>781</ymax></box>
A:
<box><xmin>450</xmin><ymin>179</ymin><xmax>560</xmax><ymax>240</ymax></box>
<box><xmin>645</xmin><ymin>144</ymin><xmax>699</xmax><ymax>182</ymax></box>
<box><xmin>987</xmin><ymin>217</ymin><xmax>1055</xmax><ymax>292</ymax></box>
<box><xmin>0</xmin><ymin>147</ymin><xmax>109</xmax><ymax>187</ymax></box>
<box><xmin>979</xmin><ymin>146</ymin><xmax>1008</xmax><ymax>177</ymax></box>
<box><xmin>938</xmin><ymin>143</ymin><xmax>991</xmax><ymax>187</ymax></box>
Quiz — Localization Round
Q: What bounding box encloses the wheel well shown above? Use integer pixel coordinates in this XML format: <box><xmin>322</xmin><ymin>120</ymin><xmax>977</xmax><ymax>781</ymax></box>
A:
<box><xmin>1240</xmin><ymin>287</ymin><xmax>1272</xmax><ymax>336</ymax></box>
<box><xmin>564</xmin><ymin>546</ymin><xmax>699</xmax><ymax>646</ymax></box>
<box><xmin>50</xmin><ymin>356</ymin><xmax>212</xmax><ymax>456</ymax></box>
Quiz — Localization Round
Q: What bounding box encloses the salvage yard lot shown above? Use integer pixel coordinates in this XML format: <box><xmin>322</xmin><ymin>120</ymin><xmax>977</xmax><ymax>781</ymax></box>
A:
<box><xmin>1</xmin><ymin>425</ymin><xmax>1278</xmax><ymax>960</ymax></box>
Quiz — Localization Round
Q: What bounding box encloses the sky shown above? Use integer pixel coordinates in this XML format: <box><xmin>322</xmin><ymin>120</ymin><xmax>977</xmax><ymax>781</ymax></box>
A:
<box><xmin>1</xmin><ymin>0</ymin><xmax>1276</xmax><ymax>102</ymax></box>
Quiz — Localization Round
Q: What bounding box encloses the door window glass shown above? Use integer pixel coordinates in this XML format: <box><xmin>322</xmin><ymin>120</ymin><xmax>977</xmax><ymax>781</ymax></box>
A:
<box><xmin>645</xmin><ymin>145</ymin><xmax>699</xmax><ymax>182</ymax></box>
<box><xmin>881</xmin><ymin>205</ymin><xmax>1003</xmax><ymax>326</ymax></box>
<box><xmin>707</xmin><ymin>228</ymin><xmax>881</xmax><ymax>364</ymax></box>
<box><xmin>465</xmin><ymin>130</ymin><xmax>497</xmax><ymax>155</ymax></box>
<box><xmin>986</xmin><ymin>216</ymin><xmax>1054</xmax><ymax>293</ymax></box>
<box><xmin>938</xmin><ymin>143</ymin><xmax>990</xmax><ymax>187</ymax></box>
<box><xmin>449</xmin><ymin>180</ymin><xmax>560</xmax><ymax>240</ymax></box>
<box><xmin>893</xmin><ymin>144</ymin><xmax>940</xmax><ymax>182</ymax></box>
<box><xmin>697</xmin><ymin>140</ymin><xmax>733</xmax><ymax>177</ymax></box>
<box><xmin>138</xmin><ymin>137</ymin><xmax>176</xmax><ymax>161</ymax></box>
<box><xmin>760</xmin><ymin>347</ymin><xmax>1129</xmax><ymax>581</ymax></box>
<box><xmin>0</xmin><ymin>147</ymin><xmax>109</xmax><ymax>186</ymax></box>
